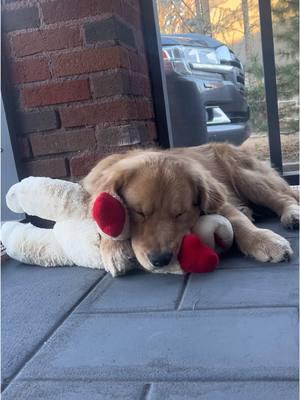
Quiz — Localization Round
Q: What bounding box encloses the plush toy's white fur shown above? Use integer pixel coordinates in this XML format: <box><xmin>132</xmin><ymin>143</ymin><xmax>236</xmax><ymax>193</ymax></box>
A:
<box><xmin>2</xmin><ymin>177</ymin><xmax>103</xmax><ymax>270</ymax></box>
<box><xmin>2</xmin><ymin>177</ymin><xmax>234</xmax><ymax>277</ymax></box>
<box><xmin>193</xmin><ymin>215</ymin><xmax>234</xmax><ymax>251</ymax></box>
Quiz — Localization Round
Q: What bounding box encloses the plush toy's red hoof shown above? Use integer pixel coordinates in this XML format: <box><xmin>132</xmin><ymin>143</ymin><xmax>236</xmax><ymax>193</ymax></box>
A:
<box><xmin>92</xmin><ymin>192</ymin><xmax>126</xmax><ymax>238</ymax></box>
<box><xmin>178</xmin><ymin>234</ymin><xmax>219</xmax><ymax>273</ymax></box>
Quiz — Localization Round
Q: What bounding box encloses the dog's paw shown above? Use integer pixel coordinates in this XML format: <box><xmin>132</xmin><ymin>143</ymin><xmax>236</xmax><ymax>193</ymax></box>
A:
<box><xmin>241</xmin><ymin>229</ymin><xmax>293</xmax><ymax>263</ymax></box>
<box><xmin>281</xmin><ymin>205</ymin><xmax>299</xmax><ymax>229</ymax></box>
<box><xmin>100</xmin><ymin>238</ymin><xmax>138</xmax><ymax>277</ymax></box>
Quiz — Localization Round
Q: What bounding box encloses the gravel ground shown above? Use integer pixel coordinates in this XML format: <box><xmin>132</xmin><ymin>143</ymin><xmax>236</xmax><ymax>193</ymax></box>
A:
<box><xmin>242</xmin><ymin>132</ymin><xmax>299</xmax><ymax>164</ymax></box>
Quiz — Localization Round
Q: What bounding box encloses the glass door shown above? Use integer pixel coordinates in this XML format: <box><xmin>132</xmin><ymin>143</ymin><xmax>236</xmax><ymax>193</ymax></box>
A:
<box><xmin>1</xmin><ymin>97</ymin><xmax>24</xmax><ymax>221</ymax></box>
<box><xmin>145</xmin><ymin>0</ymin><xmax>298</xmax><ymax>182</ymax></box>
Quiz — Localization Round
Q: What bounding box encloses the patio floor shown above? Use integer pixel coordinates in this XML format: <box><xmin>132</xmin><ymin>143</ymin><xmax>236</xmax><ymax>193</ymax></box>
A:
<box><xmin>1</xmin><ymin>217</ymin><xmax>299</xmax><ymax>399</ymax></box>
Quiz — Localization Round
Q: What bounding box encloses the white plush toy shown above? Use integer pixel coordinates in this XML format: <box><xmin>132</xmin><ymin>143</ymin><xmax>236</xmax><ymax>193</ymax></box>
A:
<box><xmin>2</xmin><ymin>177</ymin><xmax>234</xmax><ymax>276</ymax></box>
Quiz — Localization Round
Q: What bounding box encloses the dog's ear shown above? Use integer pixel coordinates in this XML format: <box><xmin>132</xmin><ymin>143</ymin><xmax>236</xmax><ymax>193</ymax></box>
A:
<box><xmin>82</xmin><ymin>155</ymin><xmax>136</xmax><ymax>202</ymax></box>
<box><xmin>197</xmin><ymin>173</ymin><xmax>226</xmax><ymax>213</ymax></box>
<box><xmin>82</xmin><ymin>154</ymin><xmax>127</xmax><ymax>199</ymax></box>
<box><xmin>83</xmin><ymin>168</ymin><xmax>131</xmax><ymax>199</ymax></box>
<box><xmin>185</xmin><ymin>162</ymin><xmax>227</xmax><ymax>213</ymax></box>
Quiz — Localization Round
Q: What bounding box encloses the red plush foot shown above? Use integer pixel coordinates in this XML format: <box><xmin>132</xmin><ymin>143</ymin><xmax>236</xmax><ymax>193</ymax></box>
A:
<box><xmin>92</xmin><ymin>192</ymin><xmax>126</xmax><ymax>238</ymax></box>
<box><xmin>178</xmin><ymin>234</ymin><xmax>219</xmax><ymax>273</ymax></box>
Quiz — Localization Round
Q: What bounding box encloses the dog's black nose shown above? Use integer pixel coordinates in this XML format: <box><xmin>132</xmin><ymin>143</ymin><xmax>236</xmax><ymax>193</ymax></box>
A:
<box><xmin>148</xmin><ymin>251</ymin><xmax>173</xmax><ymax>267</ymax></box>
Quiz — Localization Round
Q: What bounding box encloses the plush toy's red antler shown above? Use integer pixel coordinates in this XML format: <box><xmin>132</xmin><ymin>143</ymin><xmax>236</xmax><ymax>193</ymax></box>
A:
<box><xmin>92</xmin><ymin>192</ymin><xmax>129</xmax><ymax>240</ymax></box>
<box><xmin>178</xmin><ymin>234</ymin><xmax>219</xmax><ymax>273</ymax></box>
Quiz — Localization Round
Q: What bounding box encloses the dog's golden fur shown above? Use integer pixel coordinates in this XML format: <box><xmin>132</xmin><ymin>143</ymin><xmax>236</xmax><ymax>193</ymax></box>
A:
<box><xmin>83</xmin><ymin>143</ymin><xmax>299</xmax><ymax>274</ymax></box>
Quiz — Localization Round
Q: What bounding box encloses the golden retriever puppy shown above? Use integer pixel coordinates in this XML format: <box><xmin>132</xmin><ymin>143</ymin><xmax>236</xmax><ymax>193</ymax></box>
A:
<box><xmin>83</xmin><ymin>143</ymin><xmax>299</xmax><ymax>275</ymax></box>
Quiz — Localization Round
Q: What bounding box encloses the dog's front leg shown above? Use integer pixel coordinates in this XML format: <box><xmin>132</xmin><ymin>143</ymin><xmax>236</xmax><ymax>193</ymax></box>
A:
<box><xmin>99</xmin><ymin>238</ymin><xmax>138</xmax><ymax>277</ymax></box>
<box><xmin>219</xmin><ymin>204</ymin><xmax>293</xmax><ymax>263</ymax></box>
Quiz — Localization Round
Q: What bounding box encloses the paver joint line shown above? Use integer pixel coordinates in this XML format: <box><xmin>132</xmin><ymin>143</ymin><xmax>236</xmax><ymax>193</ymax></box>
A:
<box><xmin>11</xmin><ymin>377</ymin><xmax>300</xmax><ymax>383</ymax></box>
<box><xmin>2</xmin><ymin>272</ymin><xmax>107</xmax><ymax>393</ymax></box>
<box><xmin>140</xmin><ymin>383</ymin><xmax>152</xmax><ymax>400</ymax></box>
<box><xmin>74</xmin><ymin>304</ymin><xmax>299</xmax><ymax>315</ymax></box>
<box><xmin>175</xmin><ymin>273</ymin><xmax>190</xmax><ymax>310</ymax></box>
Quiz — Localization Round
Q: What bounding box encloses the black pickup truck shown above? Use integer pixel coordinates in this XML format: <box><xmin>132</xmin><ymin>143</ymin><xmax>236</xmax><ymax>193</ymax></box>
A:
<box><xmin>161</xmin><ymin>34</ymin><xmax>250</xmax><ymax>146</ymax></box>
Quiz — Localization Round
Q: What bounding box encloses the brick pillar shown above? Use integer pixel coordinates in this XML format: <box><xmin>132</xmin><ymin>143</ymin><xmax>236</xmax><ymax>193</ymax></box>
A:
<box><xmin>2</xmin><ymin>0</ymin><xmax>158</xmax><ymax>179</ymax></box>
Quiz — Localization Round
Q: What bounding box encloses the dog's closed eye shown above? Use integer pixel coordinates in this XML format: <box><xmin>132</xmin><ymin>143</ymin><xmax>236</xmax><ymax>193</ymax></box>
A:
<box><xmin>175</xmin><ymin>212</ymin><xmax>184</xmax><ymax>218</ymax></box>
<box><xmin>175</xmin><ymin>211</ymin><xmax>187</xmax><ymax>219</ymax></box>
<box><xmin>130</xmin><ymin>209</ymin><xmax>145</xmax><ymax>220</ymax></box>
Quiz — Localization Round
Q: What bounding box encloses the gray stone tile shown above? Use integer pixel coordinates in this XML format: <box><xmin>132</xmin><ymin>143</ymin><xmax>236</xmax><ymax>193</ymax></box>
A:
<box><xmin>220</xmin><ymin>236</ymin><xmax>298</xmax><ymax>269</ymax></box>
<box><xmin>76</xmin><ymin>271</ymin><xmax>185</xmax><ymax>313</ymax></box>
<box><xmin>2</xmin><ymin>381</ymin><xmax>145</xmax><ymax>400</ymax></box>
<box><xmin>1</xmin><ymin>259</ymin><xmax>104</xmax><ymax>384</ymax></box>
<box><xmin>19</xmin><ymin>308</ymin><xmax>298</xmax><ymax>381</ymax></box>
<box><xmin>180</xmin><ymin>267</ymin><xmax>298</xmax><ymax>310</ymax></box>
<box><xmin>150</xmin><ymin>382</ymin><xmax>299</xmax><ymax>400</ymax></box>
<box><xmin>255</xmin><ymin>217</ymin><xmax>299</xmax><ymax>238</ymax></box>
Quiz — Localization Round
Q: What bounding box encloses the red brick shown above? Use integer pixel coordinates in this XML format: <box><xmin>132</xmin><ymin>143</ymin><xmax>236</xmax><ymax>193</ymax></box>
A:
<box><xmin>69</xmin><ymin>145</ymin><xmax>138</xmax><ymax>177</ymax></box>
<box><xmin>2</xmin><ymin>34</ymin><xmax>13</xmax><ymax>59</ymax></box>
<box><xmin>121</xmin><ymin>1</ymin><xmax>141</xmax><ymax>30</ymax></box>
<box><xmin>92</xmin><ymin>70</ymin><xmax>131</xmax><ymax>98</ymax></box>
<box><xmin>30</xmin><ymin>129</ymin><xmax>96</xmax><ymax>156</ymax></box>
<box><xmin>41</xmin><ymin>0</ymin><xmax>122</xmax><ymax>24</ymax></box>
<box><xmin>17</xmin><ymin>110</ymin><xmax>60</xmax><ymax>134</ymax></box>
<box><xmin>128</xmin><ymin>52</ymin><xmax>148</xmax><ymax>74</ymax></box>
<box><xmin>96</xmin><ymin>124</ymin><xmax>142</xmax><ymax>146</ymax></box>
<box><xmin>52</xmin><ymin>47</ymin><xmax>129</xmax><ymax>77</ymax></box>
<box><xmin>69</xmin><ymin>150</ymin><xmax>105</xmax><ymax>177</ymax></box>
<box><xmin>136</xmin><ymin>99</ymin><xmax>154</xmax><ymax>119</ymax></box>
<box><xmin>123</xmin><ymin>0</ymin><xmax>140</xmax><ymax>10</ymax></box>
<box><xmin>11</xmin><ymin>58</ymin><xmax>50</xmax><ymax>84</ymax></box>
<box><xmin>11</xmin><ymin>26</ymin><xmax>82</xmax><ymax>57</ymax></box>
<box><xmin>60</xmin><ymin>99</ymin><xmax>137</xmax><ymax>127</ymax></box>
<box><xmin>24</xmin><ymin>158</ymin><xmax>67</xmax><ymax>178</ymax></box>
<box><xmin>17</xmin><ymin>137</ymin><xmax>32</xmax><ymax>159</ymax></box>
<box><xmin>2</xmin><ymin>6</ymin><xmax>40</xmax><ymax>32</ymax></box>
<box><xmin>131</xmin><ymin>74</ymin><xmax>151</xmax><ymax>97</ymax></box>
<box><xmin>145</xmin><ymin>121</ymin><xmax>157</xmax><ymax>140</ymax></box>
<box><xmin>135</xmin><ymin>30</ymin><xmax>146</xmax><ymax>55</ymax></box>
<box><xmin>92</xmin><ymin>70</ymin><xmax>151</xmax><ymax>98</ymax></box>
<box><xmin>22</xmin><ymin>80</ymin><xmax>90</xmax><ymax>108</ymax></box>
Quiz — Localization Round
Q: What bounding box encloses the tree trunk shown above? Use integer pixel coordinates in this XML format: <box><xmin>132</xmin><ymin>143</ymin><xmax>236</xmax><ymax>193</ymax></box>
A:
<box><xmin>201</xmin><ymin>0</ymin><xmax>212</xmax><ymax>35</ymax></box>
<box><xmin>195</xmin><ymin>0</ymin><xmax>212</xmax><ymax>35</ymax></box>
<box><xmin>242</xmin><ymin>0</ymin><xmax>251</xmax><ymax>60</ymax></box>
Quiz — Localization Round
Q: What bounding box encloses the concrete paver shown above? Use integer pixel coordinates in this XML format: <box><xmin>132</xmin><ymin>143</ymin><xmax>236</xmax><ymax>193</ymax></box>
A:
<box><xmin>179</xmin><ymin>267</ymin><xmax>298</xmax><ymax>309</ymax></box>
<box><xmin>150</xmin><ymin>382</ymin><xmax>299</xmax><ymax>400</ymax></box>
<box><xmin>17</xmin><ymin>308</ymin><xmax>298</xmax><ymax>381</ymax></box>
<box><xmin>76</xmin><ymin>271</ymin><xmax>185</xmax><ymax>313</ymax></box>
<box><xmin>2</xmin><ymin>381</ymin><xmax>147</xmax><ymax>400</ymax></box>
<box><xmin>1</xmin><ymin>259</ymin><xmax>104</xmax><ymax>385</ymax></box>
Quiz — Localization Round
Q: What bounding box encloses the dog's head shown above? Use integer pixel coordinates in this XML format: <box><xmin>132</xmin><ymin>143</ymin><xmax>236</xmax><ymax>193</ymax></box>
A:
<box><xmin>83</xmin><ymin>150</ymin><xmax>226</xmax><ymax>272</ymax></box>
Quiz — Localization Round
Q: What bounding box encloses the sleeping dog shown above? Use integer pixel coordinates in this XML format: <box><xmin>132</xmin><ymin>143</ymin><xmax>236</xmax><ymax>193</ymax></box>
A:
<box><xmin>83</xmin><ymin>143</ymin><xmax>299</xmax><ymax>275</ymax></box>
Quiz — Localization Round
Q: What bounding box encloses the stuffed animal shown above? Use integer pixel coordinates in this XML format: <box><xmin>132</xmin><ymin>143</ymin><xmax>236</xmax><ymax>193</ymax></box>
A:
<box><xmin>1</xmin><ymin>177</ymin><xmax>234</xmax><ymax>276</ymax></box>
